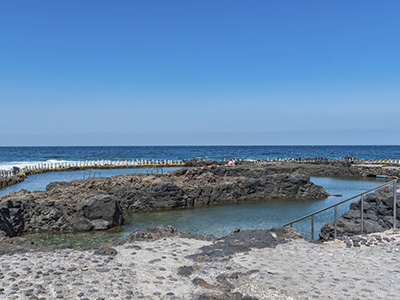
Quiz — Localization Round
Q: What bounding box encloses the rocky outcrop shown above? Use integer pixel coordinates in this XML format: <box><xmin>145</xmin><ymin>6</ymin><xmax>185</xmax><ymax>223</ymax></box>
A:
<box><xmin>0</xmin><ymin>189</ymin><xmax>124</xmax><ymax>237</ymax></box>
<box><xmin>319</xmin><ymin>187</ymin><xmax>399</xmax><ymax>240</ymax></box>
<box><xmin>0</xmin><ymin>173</ymin><xmax>26</xmax><ymax>189</ymax></box>
<box><xmin>47</xmin><ymin>168</ymin><xmax>329</xmax><ymax>212</ymax></box>
<box><xmin>185</xmin><ymin>162</ymin><xmax>400</xmax><ymax>179</ymax></box>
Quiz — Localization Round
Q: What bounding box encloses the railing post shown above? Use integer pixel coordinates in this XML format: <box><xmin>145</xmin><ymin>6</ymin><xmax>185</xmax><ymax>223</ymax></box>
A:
<box><xmin>311</xmin><ymin>215</ymin><xmax>314</xmax><ymax>240</ymax></box>
<box><xmin>361</xmin><ymin>195</ymin><xmax>364</xmax><ymax>234</ymax></box>
<box><xmin>394</xmin><ymin>180</ymin><xmax>397</xmax><ymax>229</ymax></box>
<box><xmin>334</xmin><ymin>205</ymin><xmax>337</xmax><ymax>240</ymax></box>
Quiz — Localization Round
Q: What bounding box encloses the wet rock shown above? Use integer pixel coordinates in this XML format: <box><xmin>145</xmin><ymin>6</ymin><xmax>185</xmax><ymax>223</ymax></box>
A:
<box><xmin>189</xmin><ymin>226</ymin><xmax>303</xmax><ymax>260</ymax></box>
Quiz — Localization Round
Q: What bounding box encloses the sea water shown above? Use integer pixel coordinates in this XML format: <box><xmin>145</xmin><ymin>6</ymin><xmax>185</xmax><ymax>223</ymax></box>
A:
<box><xmin>1</xmin><ymin>145</ymin><xmax>400</xmax><ymax>171</ymax></box>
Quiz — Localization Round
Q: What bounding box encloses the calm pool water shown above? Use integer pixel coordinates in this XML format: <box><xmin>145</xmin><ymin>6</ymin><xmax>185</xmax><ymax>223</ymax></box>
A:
<box><xmin>21</xmin><ymin>176</ymin><xmax>388</xmax><ymax>247</ymax></box>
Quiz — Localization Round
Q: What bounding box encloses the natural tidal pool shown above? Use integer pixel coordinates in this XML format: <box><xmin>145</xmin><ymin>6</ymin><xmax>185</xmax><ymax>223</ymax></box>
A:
<box><xmin>22</xmin><ymin>176</ymin><xmax>387</xmax><ymax>247</ymax></box>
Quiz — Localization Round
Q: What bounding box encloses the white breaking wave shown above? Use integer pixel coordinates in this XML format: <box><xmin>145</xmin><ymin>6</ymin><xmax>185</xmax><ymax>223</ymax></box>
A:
<box><xmin>0</xmin><ymin>160</ymin><xmax>75</xmax><ymax>171</ymax></box>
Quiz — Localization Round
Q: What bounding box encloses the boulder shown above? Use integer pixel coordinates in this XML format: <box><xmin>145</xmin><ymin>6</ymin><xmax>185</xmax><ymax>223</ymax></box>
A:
<box><xmin>0</xmin><ymin>200</ymin><xmax>25</xmax><ymax>237</ymax></box>
<box><xmin>0</xmin><ymin>191</ymin><xmax>124</xmax><ymax>236</ymax></box>
<box><xmin>84</xmin><ymin>196</ymin><xmax>124</xmax><ymax>229</ymax></box>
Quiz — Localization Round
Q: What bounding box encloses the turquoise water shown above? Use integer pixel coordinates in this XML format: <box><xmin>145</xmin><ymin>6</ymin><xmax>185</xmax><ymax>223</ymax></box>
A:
<box><xmin>23</xmin><ymin>176</ymin><xmax>388</xmax><ymax>247</ymax></box>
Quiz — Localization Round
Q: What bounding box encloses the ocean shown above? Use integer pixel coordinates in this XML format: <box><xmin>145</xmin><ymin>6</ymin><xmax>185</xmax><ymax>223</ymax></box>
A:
<box><xmin>1</xmin><ymin>145</ymin><xmax>400</xmax><ymax>171</ymax></box>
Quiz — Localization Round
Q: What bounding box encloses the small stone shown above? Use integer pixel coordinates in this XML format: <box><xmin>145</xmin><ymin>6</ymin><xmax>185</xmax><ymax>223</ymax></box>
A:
<box><xmin>67</xmin><ymin>267</ymin><xmax>76</xmax><ymax>272</ymax></box>
<box><xmin>96</xmin><ymin>268</ymin><xmax>110</xmax><ymax>273</ymax></box>
<box><xmin>148</xmin><ymin>259</ymin><xmax>161</xmax><ymax>264</ymax></box>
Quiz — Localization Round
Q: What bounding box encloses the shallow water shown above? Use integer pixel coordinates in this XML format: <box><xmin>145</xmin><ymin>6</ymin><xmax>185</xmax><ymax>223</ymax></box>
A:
<box><xmin>23</xmin><ymin>176</ymin><xmax>388</xmax><ymax>247</ymax></box>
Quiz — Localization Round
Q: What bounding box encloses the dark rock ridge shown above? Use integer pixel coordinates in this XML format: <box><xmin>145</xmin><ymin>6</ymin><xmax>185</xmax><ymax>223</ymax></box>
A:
<box><xmin>185</xmin><ymin>162</ymin><xmax>400</xmax><ymax>179</ymax></box>
<box><xmin>0</xmin><ymin>173</ymin><xmax>26</xmax><ymax>189</ymax></box>
<box><xmin>319</xmin><ymin>187</ymin><xmax>399</xmax><ymax>240</ymax></box>
<box><xmin>46</xmin><ymin>168</ymin><xmax>329</xmax><ymax>212</ymax></box>
<box><xmin>188</xmin><ymin>226</ymin><xmax>305</xmax><ymax>261</ymax></box>
<box><xmin>0</xmin><ymin>189</ymin><xmax>124</xmax><ymax>237</ymax></box>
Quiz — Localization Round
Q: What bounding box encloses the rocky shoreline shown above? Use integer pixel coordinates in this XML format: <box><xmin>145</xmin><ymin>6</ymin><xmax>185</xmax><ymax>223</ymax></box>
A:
<box><xmin>0</xmin><ymin>165</ymin><xmax>328</xmax><ymax>237</ymax></box>
<box><xmin>0</xmin><ymin>174</ymin><xmax>26</xmax><ymax>190</ymax></box>
<box><xmin>1</xmin><ymin>159</ymin><xmax>399</xmax><ymax>190</ymax></box>
<box><xmin>1</xmin><ymin>161</ymin><xmax>399</xmax><ymax>240</ymax></box>
<box><xmin>320</xmin><ymin>186</ymin><xmax>400</xmax><ymax>240</ymax></box>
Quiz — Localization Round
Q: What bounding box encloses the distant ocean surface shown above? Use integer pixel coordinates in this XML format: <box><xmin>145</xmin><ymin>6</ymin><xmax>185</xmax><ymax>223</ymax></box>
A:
<box><xmin>1</xmin><ymin>145</ymin><xmax>400</xmax><ymax>171</ymax></box>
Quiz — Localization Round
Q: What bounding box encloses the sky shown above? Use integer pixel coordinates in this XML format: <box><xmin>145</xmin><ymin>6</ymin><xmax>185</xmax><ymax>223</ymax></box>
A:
<box><xmin>0</xmin><ymin>1</ymin><xmax>399</xmax><ymax>146</ymax></box>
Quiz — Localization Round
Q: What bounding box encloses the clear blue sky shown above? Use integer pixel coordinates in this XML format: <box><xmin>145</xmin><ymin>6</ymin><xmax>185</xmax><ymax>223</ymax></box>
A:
<box><xmin>1</xmin><ymin>1</ymin><xmax>399</xmax><ymax>146</ymax></box>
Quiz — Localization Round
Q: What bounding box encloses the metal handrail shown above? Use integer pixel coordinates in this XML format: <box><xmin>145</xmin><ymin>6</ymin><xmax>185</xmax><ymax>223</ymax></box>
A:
<box><xmin>283</xmin><ymin>179</ymin><xmax>398</xmax><ymax>240</ymax></box>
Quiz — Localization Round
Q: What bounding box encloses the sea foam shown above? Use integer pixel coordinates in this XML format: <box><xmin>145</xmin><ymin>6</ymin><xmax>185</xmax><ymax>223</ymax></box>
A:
<box><xmin>0</xmin><ymin>160</ymin><xmax>74</xmax><ymax>171</ymax></box>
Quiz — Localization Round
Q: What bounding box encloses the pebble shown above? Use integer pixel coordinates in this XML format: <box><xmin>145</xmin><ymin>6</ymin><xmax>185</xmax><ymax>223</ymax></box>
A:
<box><xmin>95</xmin><ymin>267</ymin><xmax>110</xmax><ymax>272</ymax></box>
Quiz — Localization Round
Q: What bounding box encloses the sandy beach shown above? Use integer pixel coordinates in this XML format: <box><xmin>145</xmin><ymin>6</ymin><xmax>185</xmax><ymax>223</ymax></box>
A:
<box><xmin>1</xmin><ymin>227</ymin><xmax>400</xmax><ymax>300</ymax></box>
